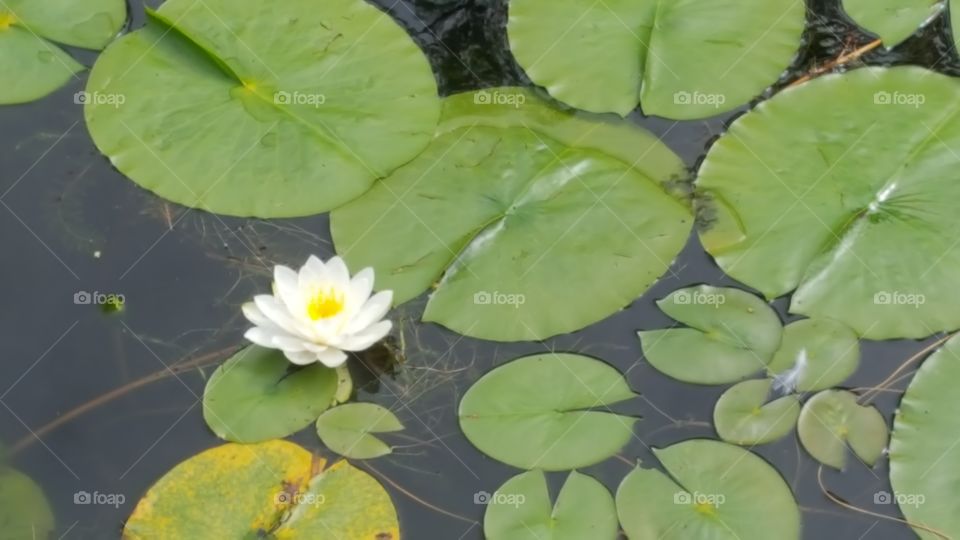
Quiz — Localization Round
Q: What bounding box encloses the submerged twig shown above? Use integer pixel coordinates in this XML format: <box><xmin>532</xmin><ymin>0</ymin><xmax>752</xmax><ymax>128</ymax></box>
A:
<box><xmin>859</xmin><ymin>332</ymin><xmax>955</xmax><ymax>406</ymax></box>
<box><xmin>788</xmin><ymin>38</ymin><xmax>883</xmax><ymax>88</ymax></box>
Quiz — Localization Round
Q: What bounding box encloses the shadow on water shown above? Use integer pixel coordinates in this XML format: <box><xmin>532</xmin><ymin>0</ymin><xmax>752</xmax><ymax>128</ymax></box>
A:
<box><xmin>0</xmin><ymin>0</ymin><xmax>955</xmax><ymax>538</ymax></box>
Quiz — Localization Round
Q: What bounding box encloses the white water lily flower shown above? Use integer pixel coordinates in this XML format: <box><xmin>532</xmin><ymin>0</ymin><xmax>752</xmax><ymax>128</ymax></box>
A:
<box><xmin>242</xmin><ymin>256</ymin><xmax>393</xmax><ymax>367</ymax></box>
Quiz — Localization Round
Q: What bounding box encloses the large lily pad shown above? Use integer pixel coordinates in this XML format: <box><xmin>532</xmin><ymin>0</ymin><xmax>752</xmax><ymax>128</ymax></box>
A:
<box><xmin>507</xmin><ymin>0</ymin><xmax>805</xmax><ymax>119</ymax></box>
<box><xmin>713</xmin><ymin>379</ymin><xmax>799</xmax><ymax>446</ymax></box>
<box><xmin>85</xmin><ymin>0</ymin><xmax>440</xmax><ymax>217</ymax></box>
<box><xmin>0</xmin><ymin>0</ymin><xmax>126</xmax><ymax>104</ymax></box>
<box><xmin>332</xmin><ymin>88</ymin><xmax>692</xmax><ymax>341</ymax></box>
<box><xmin>484</xmin><ymin>470</ymin><xmax>618</xmax><ymax>540</ymax></box>
<box><xmin>124</xmin><ymin>440</ymin><xmax>399</xmax><ymax>539</ymax></box>
<box><xmin>0</xmin><ymin>467</ymin><xmax>55</xmax><ymax>540</ymax></box>
<box><xmin>890</xmin><ymin>334</ymin><xmax>960</xmax><ymax>539</ymax></box>
<box><xmin>767</xmin><ymin>319</ymin><xmax>860</xmax><ymax>392</ymax></box>
<box><xmin>458</xmin><ymin>353</ymin><xmax>639</xmax><ymax>470</ymax></box>
<box><xmin>638</xmin><ymin>286</ymin><xmax>782</xmax><ymax>385</ymax></box>
<box><xmin>203</xmin><ymin>346</ymin><xmax>338</xmax><ymax>443</ymax></box>
<box><xmin>842</xmin><ymin>0</ymin><xmax>942</xmax><ymax>47</ymax></box>
<box><xmin>697</xmin><ymin>66</ymin><xmax>960</xmax><ymax>340</ymax></box>
<box><xmin>315</xmin><ymin>403</ymin><xmax>403</xmax><ymax>459</ymax></box>
<box><xmin>797</xmin><ymin>390</ymin><xmax>887</xmax><ymax>470</ymax></box>
<box><xmin>615</xmin><ymin>439</ymin><xmax>800</xmax><ymax>540</ymax></box>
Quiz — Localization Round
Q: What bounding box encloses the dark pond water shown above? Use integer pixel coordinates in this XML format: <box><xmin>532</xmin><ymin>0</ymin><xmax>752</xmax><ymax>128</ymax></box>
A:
<box><xmin>2</xmin><ymin>0</ymin><xmax>956</xmax><ymax>538</ymax></box>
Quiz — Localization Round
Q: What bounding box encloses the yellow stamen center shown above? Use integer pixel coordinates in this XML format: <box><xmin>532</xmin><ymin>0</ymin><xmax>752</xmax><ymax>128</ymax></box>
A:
<box><xmin>694</xmin><ymin>502</ymin><xmax>718</xmax><ymax>517</ymax></box>
<box><xmin>0</xmin><ymin>12</ymin><xmax>16</xmax><ymax>30</ymax></box>
<box><xmin>306</xmin><ymin>288</ymin><xmax>344</xmax><ymax>320</ymax></box>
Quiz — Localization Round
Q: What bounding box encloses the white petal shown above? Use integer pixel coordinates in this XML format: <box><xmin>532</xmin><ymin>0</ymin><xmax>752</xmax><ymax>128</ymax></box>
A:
<box><xmin>349</xmin><ymin>267</ymin><xmax>375</xmax><ymax>304</ymax></box>
<box><xmin>242</xmin><ymin>302</ymin><xmax>285</xmax><ymax>333</ymax></box>
<box><xmin>284</xmin><ymin>350</ymin><xmax>318</xmax><ymax>365</ymax></box>
<box><xmin>345</xmin><ymin>290</ymin><xmax>393</xmax><ymax>334</ymax></box>
<box><xmin>339</xmin><ymin>320</ymin><xmax>392</xmax><ymax>351</ymax></box>
<box><xmin>315</xmin><ymin>348</ymin><xmax>348</xmax><ymax>368</ymax></box>
<box><xmin>326</xmin><ymin>256</ymin><xmax>351</xmax><ymax>287</ymax></box>
<box><xmin>273</xmin><ymin>265</ymin><xmax>302</xmax><ymax>312</ymax></box>
<box><xmin>244</xmin><ymin>327</ymin><xmax>285</xmax><ymax>349</ymax></box>
<box><xmin>301</xmin><ymin>255</ymin><xmax>328</xmax><ymax>284</ymax></box>
<box><xmin>254</xmin><ymin>295</ymin><xmax>310</xmax><ymax>338</ymax></box>
<box><xmin>271</xmin><ymin>335</ymin><xmax>313</xmax><ymax>352</ymax></box>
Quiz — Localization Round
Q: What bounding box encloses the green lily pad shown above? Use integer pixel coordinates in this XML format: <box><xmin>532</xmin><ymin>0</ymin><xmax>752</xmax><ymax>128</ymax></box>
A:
<box><xmin>85</xmin><ymin>0</ymin><xmax>440</xmax><ymax>217</ymax></box>
<box><xmin>507</xmin><ymin>0</ymin><xmax>805</xmax><ymax>119</ymax></box>
<box><xmin>766</xmin><ymin>319</ymin><xmax>860</xmax><ymax>392</ymax></box>
<box><xmin>713</xmin><ymin>379</ymin><xmax>799</xmax><ymax>446</ymax></box>
<box><xmin>842</xmin><ymin>0</ymin><xmax>942</xmax><ymax>47</ymax></box>
<box><xmin>0</xmin><ymin>0</ymin><xmax>127</xmax><ymax>104</ymax></box>
<box><xmin>316</xmin><ymin>403</ymin><xmax>403</xmax><ymax>459</ymax></box>
<box><xmin>0</xmin><ymin>467</ymin><xmax>55</xmax><ymax>540</ymax></box>
<box><xmin>484</xmin><ymin>470</ymin><xmax>618</xmax><ymax>540</ymax></box>
<box><xmin>697</xmin><ymin>66</ymin><xmax>960</xmax><ymax>340</ymax></box>
<box><xmin>124</xmin><ymin>440</ymin><xmax>400</xmax><ymax>539</ymax></box>
<box><xmin>332</xmin><ymin>88</ymin><xmax>692</xmax><ymax>341</ymax></box>
<box><xmin>797</xmin><ymin>390</ymin><xmax>887</xmax><ymax>470</ymax></box>
<box><xmin>458</xmin><ymin>353</ymin><xmax>639</xmax><ymax>470</ymax></box>
<box><xmin>890</xmin><ymin>334</ymin><xmax>960</xmax><ymax>539</ymax></box>
<box><xmin>615</xmin><ymin>439</ymin><xmax>800</xmax><ymax>540</ymax></box>
<box><xmin>203</xmin><ymin>346</ymin><xmax>338</xmax><ymax>443</ymax></box>
<box><xmin>638</xmin><ymin>286</ymin><xmax>782</xmax><ymax>385</ymax></box>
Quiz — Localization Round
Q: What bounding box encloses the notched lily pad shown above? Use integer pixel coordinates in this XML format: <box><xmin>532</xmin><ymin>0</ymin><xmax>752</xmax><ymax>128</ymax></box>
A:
<box><xmin>203</xmin><ymin>346</ymin><xmax>338</xmax><ymax>443</ymax></box>
<box><xmin>639</xmin><ymin>285</ymin><xmax>782</xmax><ymax>385</ymax></box>
<box><xmin>797</xmin><ymin>390</ymin><xmax>887</xmax><ymax>470</ymax></box>
<box><xmin>0</xmin><ymin>0</ymin><xmax>126</xmax><ymax>104</ymax></box>
<box><xmin>85</xmin><ymin>0</ymin><xmax>440</xmax><ymax>217</ymax></box>
<box><xmin>316</xmin><ymin>403</ymin><xmax>403</xmax><ymax>460</ymax></box>
<box><xmin>484</xmin><ymin>470</ymin><xmax>617</xmax><ymax>540</ymax></box>
<box><xmin>767</xmin><ymin>318</ymin><xmax>860</xmax><ymax>392</ymax></box>
<box><xmin>615</xmin><ymin>439</ymin><xmax>800</xmax><ymax>540</ymax></box>
<box><xmin>697</xmin><ymin>66</ymin><xmax>960</xmax><ymax>340</ymax></box>
<box><xmin>458</xmin><ymin>353</ymin><xmax>639</xmax><ymax>470</ymax></box>
<box><xmin>123</xmin><ymin>440</ymin><xmax>400</xmax><ymax>539</ymax></box>
<box><xmin>842</xmin><ymin>0</ymin><xmax>942</xmax><ymax>47</ymax></box>
<box><xmin>890</xmin><ymin>333</ymin><xmax>960</xmax><ymax>539</ymax></box>
<box><xmin>333</xmin><ymin>88</ymin><xmax>692</xmax><ymax>341</ymax></box>
<box><xmin>507</xmin><ymin>0</ymin><xmax>805</xmax><ymax>119</ymax></box>
<box><xmin>713</xmin><ymin>379</ymin><xmax>799</xmax><ymax>446</ymax></box>
<box><xmin>0</xmin><ymin>467</ymin><xmax>55</xmax><ymax>540</ymax></box>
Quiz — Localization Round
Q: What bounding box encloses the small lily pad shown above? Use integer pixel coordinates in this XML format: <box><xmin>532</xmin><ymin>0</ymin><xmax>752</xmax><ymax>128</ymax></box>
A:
<box><xmin>124</xmin><ymin>440</ymin><xmax>400</xmax><ymax>539</ymax></box>
<box><xmin>458</xmin><ymin>353</ymin><xmax>639</xmax><ymax>470</ymax></box>
<box><xmin>713</xmin><ymin>379</ymin><xmax>799</xmax><ymax>446</ymax></box>
<box><xmin>484</xmin><ymin>470</ymin><xmax>617</xmax><ymax>540</ymax></box>
<box><xmin>797</xmin><ymin>390</ymin><xmax>887</xmax><ymax>470</ymax></box>
<box><xmin>639</xmin><ymin>286</ymin><xmax>782</xmax><ymax>385</ymax></box>
<box><xmin>85</xmin><ymin>0</ymin><xmax>440</xmax><ymax>217</ymax></box>
<box><xmin>203</xmin><ymin>346</ymin><xmax>338</xmax><ymax>443</ymax></box>
<box><xmin>615</xmin><ymin>439</ymin><xmax>800</xmax><ymax>540</ymax></box>
<box><xmin>0</xmin><ymin>467</ymin><xmax>55</xmax><ymax>540</ymax></box>
<box><xmin>767</xmin><ymin>319</ymin><xmax>860</xmax><ymax>392</ymax></box>
<box><xmin>316</xmin><ymin>403</ymin><xmax>403</xmax><ymax>460</ymax></box>
<box><xmin>0</xmin><ymin>0</ymin><xmax>127</xmax><ymax>104</ymax></box>
<box><xmin>842</xmin><ymin>0</ymin><xmax>942</xmax><ymax>47</ymax></box>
